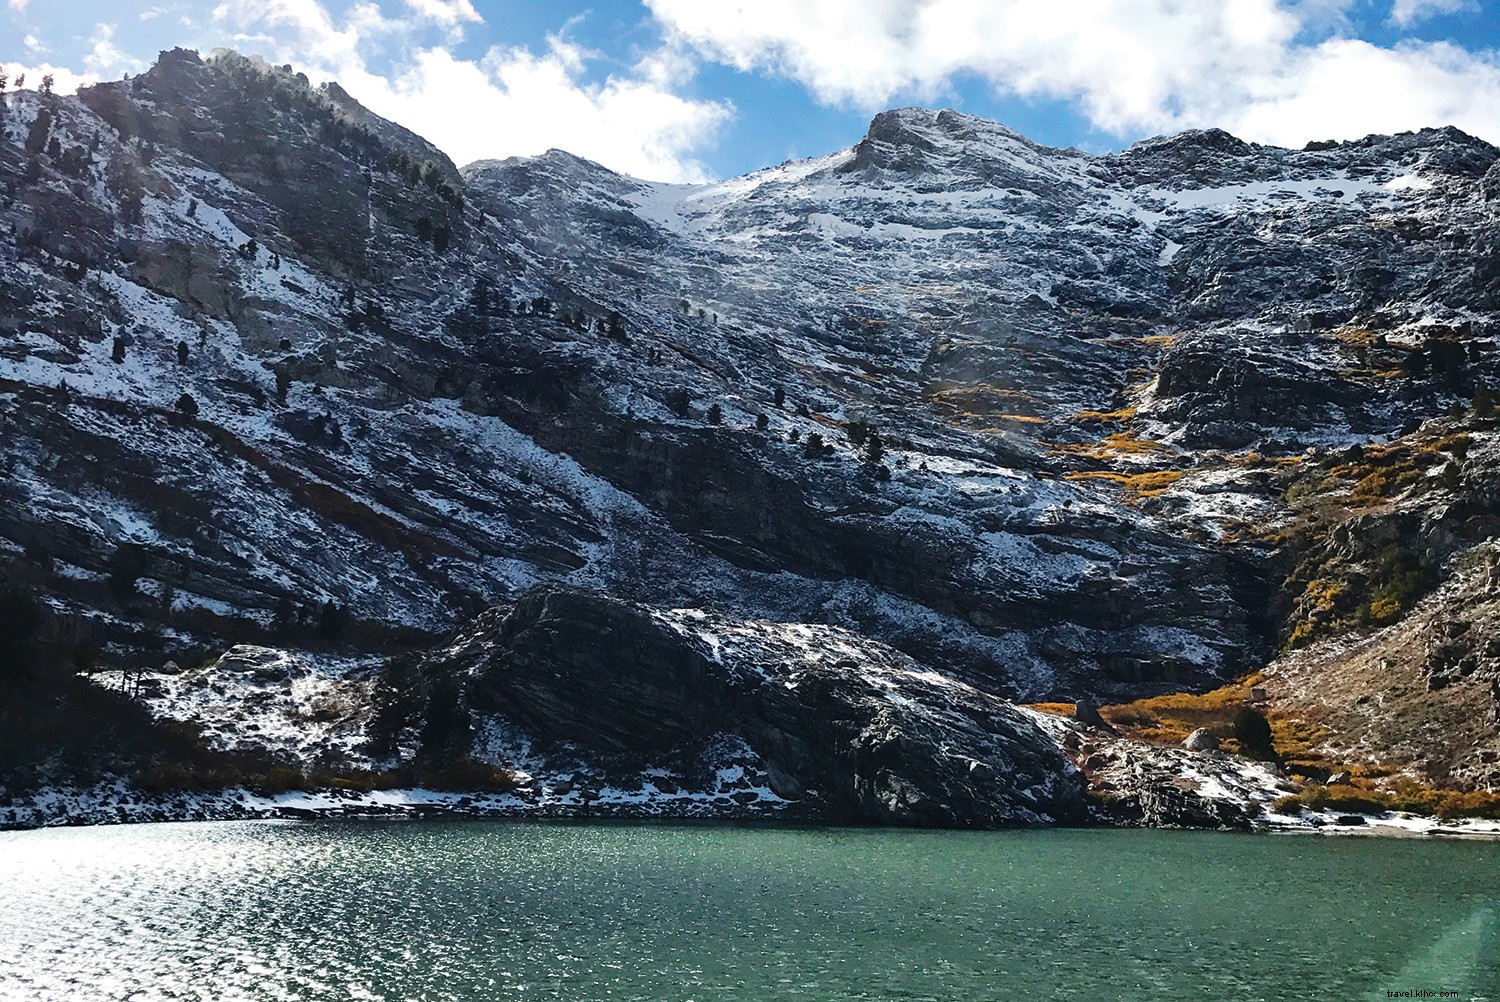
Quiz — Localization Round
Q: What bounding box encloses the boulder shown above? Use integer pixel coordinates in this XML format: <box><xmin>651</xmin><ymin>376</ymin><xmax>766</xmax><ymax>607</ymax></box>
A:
<box><xmin>1183</xmin><ymin>727</ymin><xmax>1220</xmax><ymax>752</ymax></box>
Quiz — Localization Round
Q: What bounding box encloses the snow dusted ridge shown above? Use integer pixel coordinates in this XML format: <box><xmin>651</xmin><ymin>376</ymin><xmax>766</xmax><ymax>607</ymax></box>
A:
<box><xmin>4</xmin><ymin>52</ymin><xmax>1500</xmax><ymax>830</ymax></box>
<box><xmin>95</xmin><ymin>646</ymin><xmax>382</xmax><ymax>768</ymax></box>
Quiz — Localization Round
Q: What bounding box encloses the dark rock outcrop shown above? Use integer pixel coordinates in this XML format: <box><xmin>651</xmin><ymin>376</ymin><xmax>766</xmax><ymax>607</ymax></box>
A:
<box><xmin>434</xmin><ymin>587</ymin><xmax>1090</xmax><ymax>827</ymax></box>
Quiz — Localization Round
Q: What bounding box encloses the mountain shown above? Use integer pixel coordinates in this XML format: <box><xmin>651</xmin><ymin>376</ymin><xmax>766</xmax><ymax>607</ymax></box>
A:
<box><xmin>2</xmin><ymin>49</ymin><xmax>1498</xmax><ymax>830</ymax></box>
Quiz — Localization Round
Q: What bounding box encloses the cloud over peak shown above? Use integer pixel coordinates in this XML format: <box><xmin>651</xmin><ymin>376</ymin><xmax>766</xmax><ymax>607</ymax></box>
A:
<box><xmin>646</xmin><ymin>0</ymin><xmax>1500</xmax><ymax>148</ymax></box>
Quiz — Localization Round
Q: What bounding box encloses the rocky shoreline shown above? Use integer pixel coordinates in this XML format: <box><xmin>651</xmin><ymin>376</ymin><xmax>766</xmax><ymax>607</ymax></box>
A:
<box><xmin>6</xmin><ymin>586</ymin><xmax>1497</xmax><ymax>839</ymax></box>
<box><xmin>6</xmin><ymin>780</ymin><xmax>1500</xmax><ymax>838</ymax></box>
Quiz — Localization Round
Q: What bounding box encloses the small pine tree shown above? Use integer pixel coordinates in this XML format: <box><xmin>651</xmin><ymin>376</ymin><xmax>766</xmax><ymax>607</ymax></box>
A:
<box><xmin>606</xmin><ymin>311</ymin><xmax>628</xmax><ymax>344</ymax></box>
<box><xmin>175</xmin><ymin>393</ymin><xmax>199</xmax><ymax>419</ymax></box>
<box><xmin>1402</xmin><ymin>348</ymin><xmax>1429</xmax><ymax>380</ymax></box>
<box><xmin>176</xmin><ymin>341</ymin><xmax>189</xmax><ymax>365</ymax></box>
<box><xmin>773</xmin><ymin>386</ymin><xmax>785</xmax><ymax>408</ymax></box>
<box><xmin>1475</xmin><ymin>383</ymin><xmax>1494</xmax><ymax>417</ymax></box>
<box><xmin>39</xmin><ymin>73</ymin><xmax>53</xmax><ymax>96</ymax></box>
<box><xmin>24</xmin><ymin>108</ymin><xmax>51</xmax><ymax>155</ymax></box>
<box><xmin>0</xmin><ymin>583</ymin><xmax>44</xmax><ymax>679</ymax></box>
<box><xmin>1232</xmin><ymin>707</ymin><xmax>1276</xmax><ymax>760</ymax></box>
<box><xmin>706</xmin><ymin>403</ymin><xmax>722</xmax><ymax>425</ymax></box>
<box><xmin>665</xmin><ymin>387</ymin><xmax>691</xmax><ymax>418</ymax></box>
<box><xmin>318</xmin><ymin>599</ymin><xmax>345</xmax><ymax>641</ymax></box>
<box><xmin>755</xmin><ymin>413</ymin><xmax>770</xmax><ymax>432</ymax></box>
<box><xmin>111</xmin><ymin>337</ymin><xmax>126</xmax><ymax>363</ymax></box>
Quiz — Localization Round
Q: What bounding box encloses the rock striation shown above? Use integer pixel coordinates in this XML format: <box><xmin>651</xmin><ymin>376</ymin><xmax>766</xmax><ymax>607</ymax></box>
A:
<box><xmin>415</xmin><ymin>587</ymin><xmax>1090</xmax><ymax>827</ymax></box>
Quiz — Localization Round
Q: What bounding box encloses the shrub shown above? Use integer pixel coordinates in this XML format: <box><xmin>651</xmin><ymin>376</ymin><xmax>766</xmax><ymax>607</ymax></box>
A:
<box><xmin>255</xmin><ymin>765</ymin><xmax>307</xmax><ymax>795</ymax></box>
<box><xmin>424</xmin><ymin>757</ymin><xmax>520</xmax><ymax>793</ymax></box>
<box><xmin>1233</xmin><ymin>707</ymin><xmax>1276</xmax><ymax>760</ymax></box>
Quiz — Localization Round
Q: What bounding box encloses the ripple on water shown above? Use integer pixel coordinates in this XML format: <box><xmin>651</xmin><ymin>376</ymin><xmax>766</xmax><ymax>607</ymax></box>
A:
<box><xmin>0</xmin><ymin>821</ymin><xmax>1497</xmax><ymax>1001</ymax></box>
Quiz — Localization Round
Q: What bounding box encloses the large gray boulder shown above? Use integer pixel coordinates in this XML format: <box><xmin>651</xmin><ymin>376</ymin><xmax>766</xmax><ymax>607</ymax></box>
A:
<box><xmin>1183</xmin><ymin>727</ymin><xmax>1220</xmax><ymax>752</ymax></box>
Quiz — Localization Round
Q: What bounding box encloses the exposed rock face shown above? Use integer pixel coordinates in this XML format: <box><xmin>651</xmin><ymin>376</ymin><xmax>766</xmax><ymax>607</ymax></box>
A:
<box><xmin>1034</xmin><ymin>711</ymin><xmax>1292</xmax><ymax>831</ymax></box>
<box><xmin>425</xmin><ymin>587</ymin><xmax>1090</xmax><ymax>827</ymax></box>
<box><xmin>1265</xmin><ymin>537</ymin><xmax>1500</xmax><ymax>790</ymax></box>
<box><xmin>4</xmin><ymin>50</ymin><xmax>1500</xmax><ymax>821</ymax></box>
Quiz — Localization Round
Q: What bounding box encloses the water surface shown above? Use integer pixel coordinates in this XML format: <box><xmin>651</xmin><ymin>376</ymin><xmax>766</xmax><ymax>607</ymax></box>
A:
<box><xmin>1</xmin><ymin>820</ymin><xmax>1496</xmax><ymax>1000</ymax></box>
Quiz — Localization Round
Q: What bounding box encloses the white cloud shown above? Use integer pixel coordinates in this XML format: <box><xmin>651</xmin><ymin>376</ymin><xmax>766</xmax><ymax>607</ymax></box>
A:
<box><xmin>83</xmin><ymin>24</ymin><xmax>145</xmax><ymax>78</ymax></box>
<box><xmin>3</xmin><ymin>24</ymin><xmax>145</xmax><ymax>96</ymax></box>
<box><xmin>207</xmin><ymin>0</ymin><xmax>730</xmax><ymax>181</ymax></box>
<box><xmin>403</xmin><ymin>0</ymin><xmax>481</xmax><ymax>26</ymax></box>
<box><xmin>0</xmin><ymin>61</ymin><xmax>98</xmax><ymax>95</ymax></box>
<box><xmin>645</xmin><ymin>0</ymin><xmax>1500</xmax><ymax>148</ymax></box>
<box><xmin>1390</xmin><ymin>0</ymin><xmax>1477</xmax><ymax>26</ymax></box>
<box><xmin>8</xmin><ymin>0</ymin><xmax>29</xmax><ymax>12</ymax></box>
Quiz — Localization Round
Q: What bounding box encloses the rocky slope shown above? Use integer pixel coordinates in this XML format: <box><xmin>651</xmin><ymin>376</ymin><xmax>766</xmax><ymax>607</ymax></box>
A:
<box><xmin>3</xmin><ymin>49</ymin><xmax>1499</xmax><ymax>828</ymax></box>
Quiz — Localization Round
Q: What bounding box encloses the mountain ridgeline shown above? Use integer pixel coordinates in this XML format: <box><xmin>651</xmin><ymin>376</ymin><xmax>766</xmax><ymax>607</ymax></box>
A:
<box><xmin>3</xmin><ymin>48</ymin><xmax>1499</xmax><ymax>828</ymax></box>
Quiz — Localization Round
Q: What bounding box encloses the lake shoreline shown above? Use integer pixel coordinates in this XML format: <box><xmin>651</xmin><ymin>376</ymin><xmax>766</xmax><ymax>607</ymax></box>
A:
<box><xmin>6</xmin><ymin>781</ymin><xmax>1500</xmax><ymax>839</ymax></box>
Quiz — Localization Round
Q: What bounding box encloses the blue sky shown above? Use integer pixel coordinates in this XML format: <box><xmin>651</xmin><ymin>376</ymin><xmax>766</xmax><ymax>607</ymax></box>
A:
<box><xmin>5</xmin><ymin>0</ymin><xmax>1500</xmax><ymax>182</ymax></box>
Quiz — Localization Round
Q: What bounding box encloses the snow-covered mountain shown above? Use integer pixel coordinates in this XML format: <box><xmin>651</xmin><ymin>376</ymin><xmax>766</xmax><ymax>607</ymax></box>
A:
<box><xmin>4</xmin><ymin>49</ymin><xmax>1499</xmax><ymax>827</ymax></box>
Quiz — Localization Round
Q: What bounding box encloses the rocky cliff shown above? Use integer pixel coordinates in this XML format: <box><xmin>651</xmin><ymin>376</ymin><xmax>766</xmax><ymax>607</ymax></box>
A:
<box><xmin>3</xmin><ymin>49</ymin><xmax>1499</xmax><ymax>828</ymax></box>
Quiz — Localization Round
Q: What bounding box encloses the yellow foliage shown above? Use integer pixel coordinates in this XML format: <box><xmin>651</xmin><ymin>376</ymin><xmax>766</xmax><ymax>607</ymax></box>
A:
<box><xmin>1072</xmin><ymin>405</ymin><xmax>1139</xmax><ymax>423</ymax></box>
<box><xmin>1301</xmin><ymin>577</ymin><xmax>1345</xmax><ymax>613</ymax></box>
<box><xmin>1351</xmin><ymin>470</ymin><xmax>1389</xmax><ymax>499</ymax></box>
<box><xmin>1064</xmin><ymin>469</ymin><xmax>1185</xmax><ymax>498</ymax></box>
<box><xmin>1022</xmin><ymin>702</ymin><xmax>1076</xmax><ymax>717</ymax></box>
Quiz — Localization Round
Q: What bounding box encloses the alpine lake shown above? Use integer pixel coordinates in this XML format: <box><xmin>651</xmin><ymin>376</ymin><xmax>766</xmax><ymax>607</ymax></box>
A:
<box><xmin>1</xmin><ymin>820</ymin><xmax>1496</xmax><ymax>1001</ymax></box>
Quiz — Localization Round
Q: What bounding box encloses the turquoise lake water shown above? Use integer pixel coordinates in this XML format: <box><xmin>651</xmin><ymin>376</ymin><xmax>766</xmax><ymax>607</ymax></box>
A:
<box><xmin>0</xmin><ymin>820</ymin><xmax>1496</xmax><ymax>1001</ymax></box>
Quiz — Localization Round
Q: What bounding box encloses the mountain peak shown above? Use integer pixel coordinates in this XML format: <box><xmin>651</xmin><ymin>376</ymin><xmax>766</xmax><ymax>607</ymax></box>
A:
<box><xmin>844</xmin><ymin>106</ymin><xmax>1060</xmax><ymax>176</ymax></box>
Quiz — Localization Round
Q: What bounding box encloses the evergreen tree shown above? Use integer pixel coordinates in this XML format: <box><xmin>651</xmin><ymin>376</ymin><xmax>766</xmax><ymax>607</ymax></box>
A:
<box><xmin>175</xmin><ymin>393</ymin><xmax>199</xmax><ymax>419</ymax></box>
<box><xmin>24</xmin><ymin>108</ymin><xmax>51</xmax><ymax>155</ymax></box>
<box><xmin>606</xmin><ymin>311</ymin><xmax>628</xmax><ymax>344</ymax></box>
<box><xmin>318</xmin><ymin>600</ymin><xmax>346</xmax><ymax>641</ymax></box>
<box><xmin>773</xmin><ymin>386</ymin><xmax>785</xmax><ymax>408</ymax></box>
<box><xmin>756</xmin><ymin>413</ymin><xmax>770</xmax><ymax>432</ymax></box>
<box><xmin>1232</xmin><ymin>708</ymin><xmax>1276</xmax><ymax>760</ymax></box>
<box><xmin>176</xmin><ymin>341</ymin><xmax>189</xmax><ymax>365</ymax></box>
<box><xmin>0</xmin><ymin>583</ymin><xmax>44</xmax><ymax>681</ymax></box>
<box><xmin>706</xmin><ymin>403</ymin><xmax>723</xmax><ymax>425</ymax></box>
<box><xmin>469</xmin><ymin>276</ymin><xmax>491</xmax><ymax>316</ymax></box>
